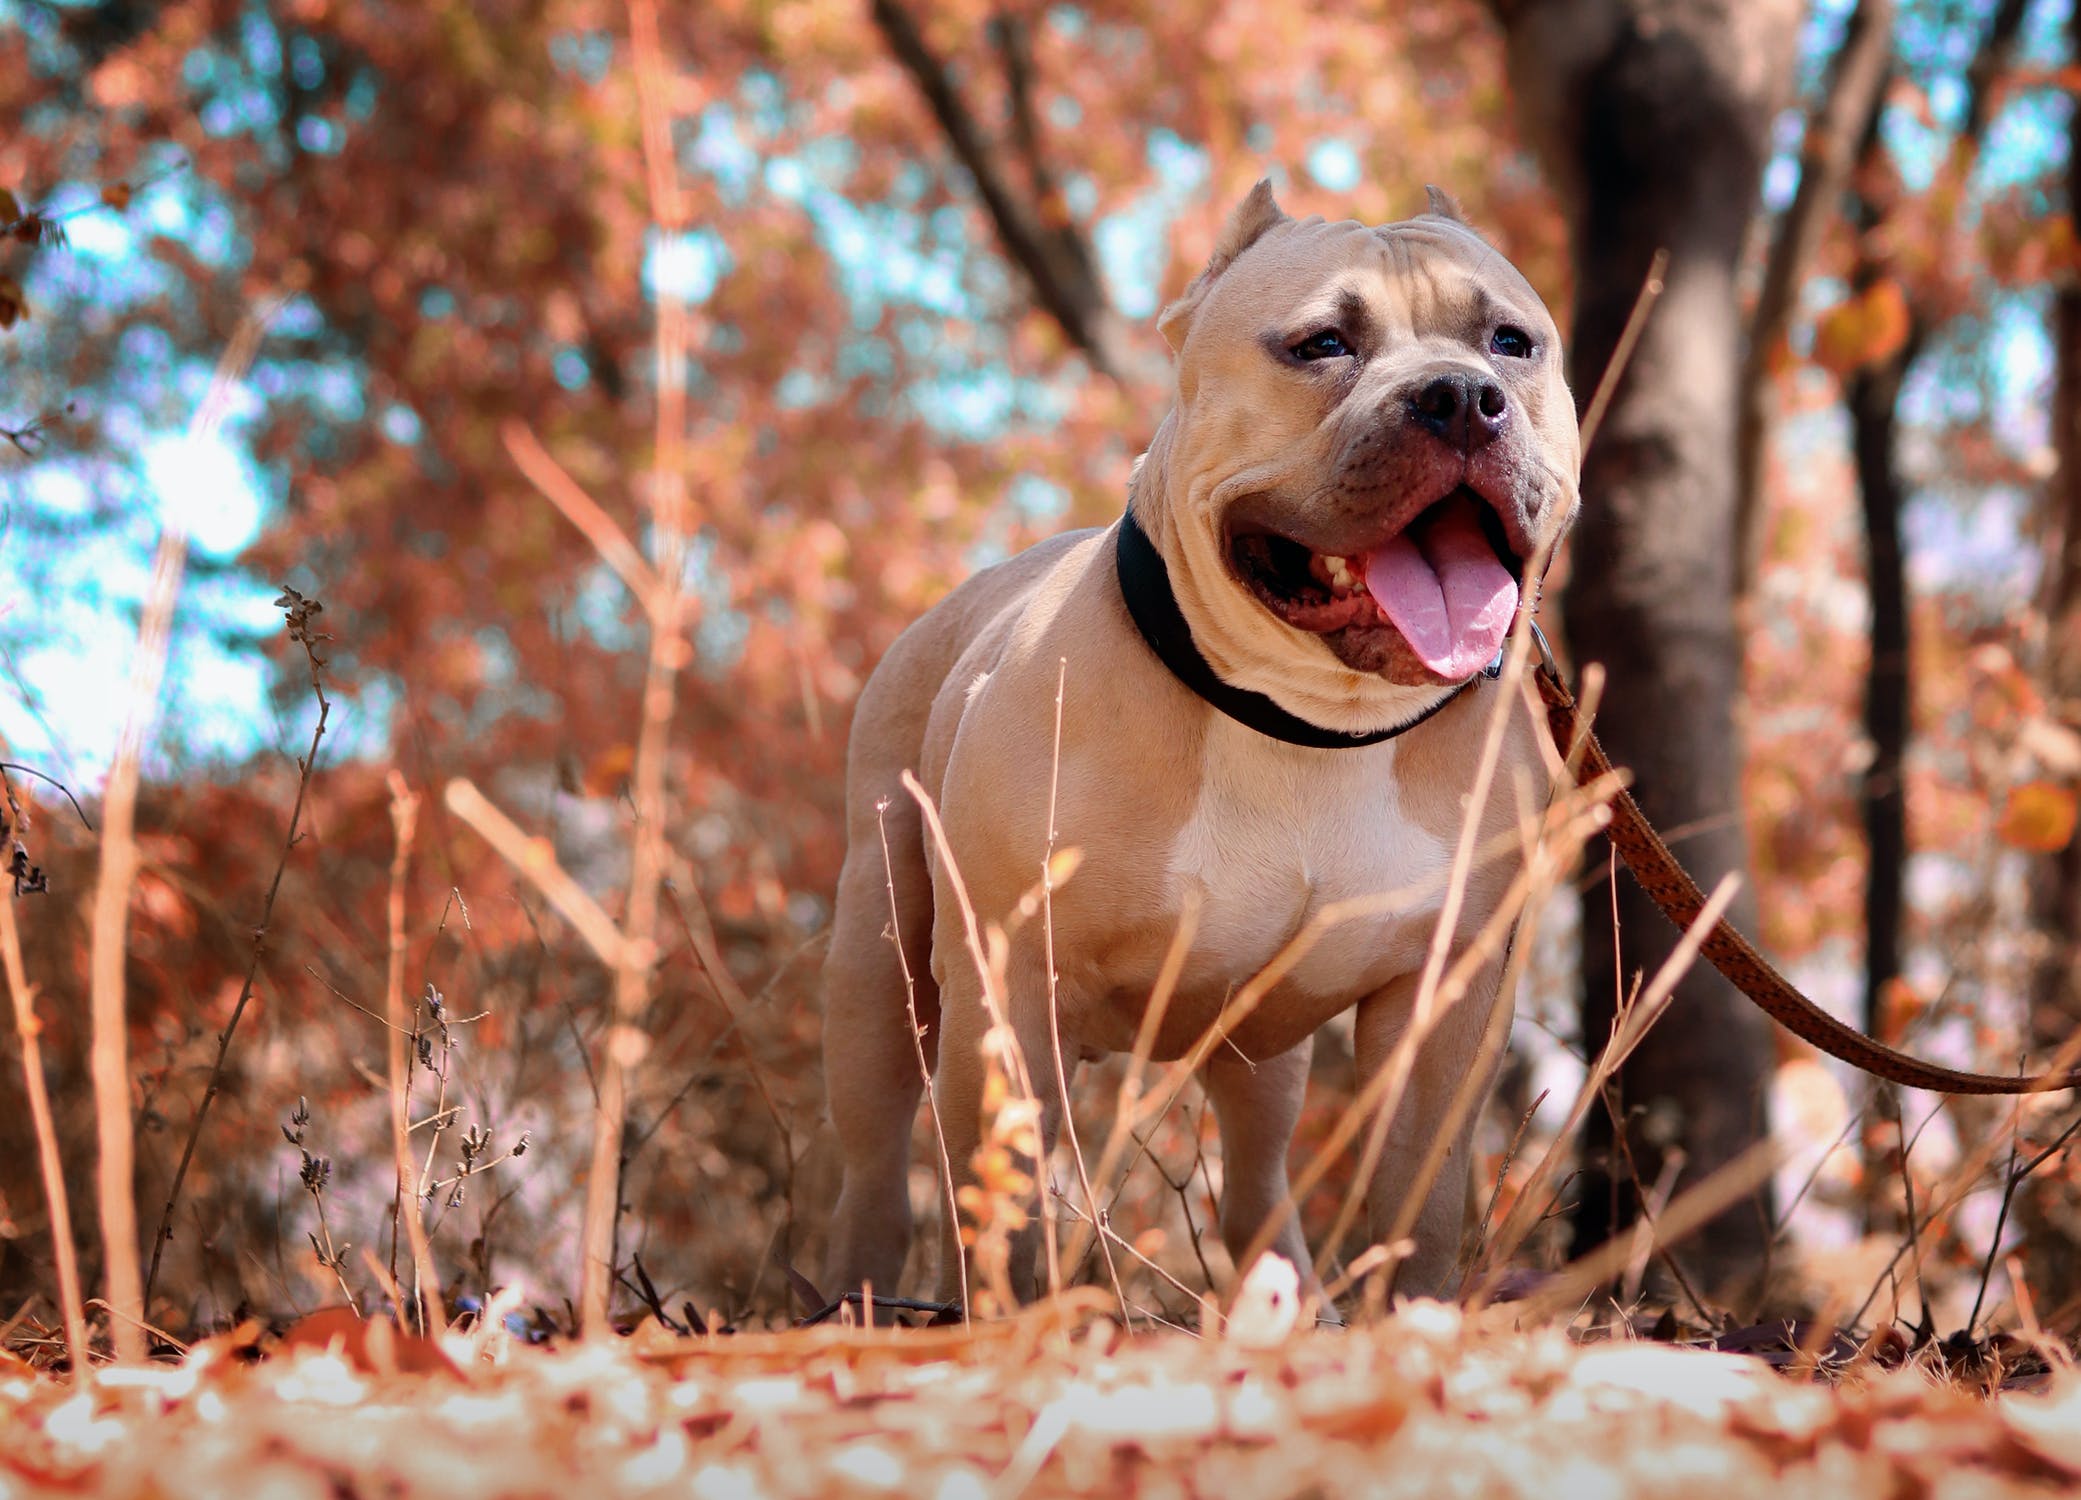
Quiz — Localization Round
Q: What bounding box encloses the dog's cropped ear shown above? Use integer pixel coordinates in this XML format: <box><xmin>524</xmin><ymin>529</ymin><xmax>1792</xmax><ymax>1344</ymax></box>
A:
<box><xmin>1423</xmin><ymin>184</ymin><xmax>1468</xmax><ymax>224</ymax></box>
<box><xmin>1157</xmin><ymin>179</ymin><xmax>1290</xmax><ymax>352</ymax></box>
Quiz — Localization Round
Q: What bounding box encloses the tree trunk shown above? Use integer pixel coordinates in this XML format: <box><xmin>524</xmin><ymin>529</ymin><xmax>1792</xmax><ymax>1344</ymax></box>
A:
<box><xmin>1851</xmin><ymin>344</ymin><xmax>1914</xmax><ymax>1041</ymax></box>
<box><xmin>1495</xmin><ymin>0</ymin><xmax>1800</xmax><ymax>1295</ymax></box>
<box><xmin>2013</xmin><ymin>0</ymin><xmax>2081</xmax><ymax>1326</ymax></box>
<box><xmin>2033</xmin><ymin>1</ymin><xmax>2081</xmax><ymax>1051</ymax></box>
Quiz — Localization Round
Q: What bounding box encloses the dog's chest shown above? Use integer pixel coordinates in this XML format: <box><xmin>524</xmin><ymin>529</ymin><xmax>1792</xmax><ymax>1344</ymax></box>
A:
<box><xmin>1165</xmin><ymin>721</ymin><xmax>1451</xmax><ymax>997</ymax></box>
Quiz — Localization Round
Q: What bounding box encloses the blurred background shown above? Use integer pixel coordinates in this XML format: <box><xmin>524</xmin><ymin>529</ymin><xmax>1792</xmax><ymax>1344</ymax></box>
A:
<box><xmin>5</xmin><ymin>0</ymin><xmax>2081</xmax><ymax>1338</ymax></box>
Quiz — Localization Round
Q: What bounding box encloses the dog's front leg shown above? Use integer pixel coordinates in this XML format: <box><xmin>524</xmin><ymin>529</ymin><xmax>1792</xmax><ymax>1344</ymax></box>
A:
<box><xmin>1202</xmin><ymin>1039</ymin><xmax>1317</xmax><ymax>1288</ymax></box>
<box><xmin>929</xmin><ymin>963</ymin><xmax>1072</xmax><ymax>1308</ymax></box>
<box><xmin>1352</xmin><ymin>954</ymin><xmax>1507</xmax><ymax>1299</ymax></box>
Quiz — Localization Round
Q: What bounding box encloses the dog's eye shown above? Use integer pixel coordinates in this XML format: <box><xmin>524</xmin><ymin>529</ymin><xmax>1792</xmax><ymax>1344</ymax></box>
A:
<box><xmin>1490</xmin><ymin>325</ymin><xmax>1534</xmax><ymax>359</ymax></box>
<box><xmin>1291</xmin><ymin>330</ymin><xmax>1352</xmax><ymax>362</ymax></box>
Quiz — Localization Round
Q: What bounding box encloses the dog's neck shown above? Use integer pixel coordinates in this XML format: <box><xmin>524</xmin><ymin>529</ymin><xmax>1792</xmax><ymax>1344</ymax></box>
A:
<box><xmin>1112</xmin><ymin>507</ymin><xmax>1490</xmax><ymax>749</ymax></box>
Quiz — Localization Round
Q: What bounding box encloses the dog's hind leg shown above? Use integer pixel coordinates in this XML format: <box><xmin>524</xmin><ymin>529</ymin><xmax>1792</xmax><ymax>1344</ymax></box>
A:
<box><xmin>821</xmin><ymin>783</ymin><xmax>940</xmax><ymax>1308</ymax></box>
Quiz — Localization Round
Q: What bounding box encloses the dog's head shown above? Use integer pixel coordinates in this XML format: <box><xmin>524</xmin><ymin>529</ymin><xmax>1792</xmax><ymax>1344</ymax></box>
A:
<box><xmin>1136</xmin><ymin>181</ymin><xmax>1579</xmax><ymax>735</ymax></box>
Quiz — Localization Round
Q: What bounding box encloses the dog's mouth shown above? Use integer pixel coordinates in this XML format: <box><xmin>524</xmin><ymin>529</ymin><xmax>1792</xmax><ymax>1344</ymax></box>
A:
<box><xmin>1228</xmin><ymin>488</ymin><xmax>1522</xmax><ymax>681</ymax></box>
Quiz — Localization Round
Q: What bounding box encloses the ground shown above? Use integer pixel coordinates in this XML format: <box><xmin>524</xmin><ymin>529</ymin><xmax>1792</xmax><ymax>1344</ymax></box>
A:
<box><xmin>4</xmin><ymin>1289</ymin><xmax>2081</xmax><ymax>1500</ymax></box>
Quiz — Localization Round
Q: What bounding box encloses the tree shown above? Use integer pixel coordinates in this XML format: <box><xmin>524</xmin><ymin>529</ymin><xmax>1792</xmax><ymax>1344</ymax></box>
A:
<box><xmin>1843</xmin><ymin>0</ymin><xmax>2028</xmax><ymax>1043</ymax></box>
<box><xmin>1493</xmin><ymin>0</ymin><xmax>1803</xmax><ymax>1293</ymax></box>
<box><xmin>2030</xmin><ymin>0</ymin><xmax>2081</xmax><ymax>1045</ymax></box>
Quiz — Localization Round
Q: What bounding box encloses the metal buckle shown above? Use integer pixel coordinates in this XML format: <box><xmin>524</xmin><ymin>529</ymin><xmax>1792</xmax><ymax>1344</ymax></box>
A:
<box><xmin>1529</xmin><ymin>620</ymin><xmax>1561</xmax><ymax>685</ymax></box>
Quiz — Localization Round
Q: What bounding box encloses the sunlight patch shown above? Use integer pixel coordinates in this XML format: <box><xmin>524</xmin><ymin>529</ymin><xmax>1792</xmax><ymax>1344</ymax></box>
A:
<box><xmin>146</xmin><ymin>429</ymin><xmax>262</xmax><ymax>558</ymax></box>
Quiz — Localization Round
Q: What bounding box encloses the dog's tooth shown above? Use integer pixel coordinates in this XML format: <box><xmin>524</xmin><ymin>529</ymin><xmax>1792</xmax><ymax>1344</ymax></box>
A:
<box><xmin>1324</xmin><ymin>555</ymin><xmax>1355</xmax><ymax>592</ymax></box>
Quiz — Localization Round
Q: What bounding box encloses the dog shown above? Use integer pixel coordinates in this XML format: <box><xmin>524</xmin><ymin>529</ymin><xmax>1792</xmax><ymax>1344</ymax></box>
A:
<box><xmin>820</xmin><ymin>181</ymin><xmax>1581</xmax><ymax>1309</ymax></box>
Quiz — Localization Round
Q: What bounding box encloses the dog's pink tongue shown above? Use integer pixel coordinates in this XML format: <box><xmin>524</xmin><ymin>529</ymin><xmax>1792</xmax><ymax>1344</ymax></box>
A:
<box><xmin>1362</xmin><ymin>498</ymin><xmax>1518</xmax><ymax>680</ymax></box>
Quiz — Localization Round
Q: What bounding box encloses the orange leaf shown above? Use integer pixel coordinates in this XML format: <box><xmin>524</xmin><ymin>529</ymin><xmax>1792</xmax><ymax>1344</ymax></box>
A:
<box><xmin>1997</xmin><ymin>781</ymin><xmax>2078</xmax><ymax>852</ymax></box>
<box><xmin>584</xmin><ymin>742</ymin><xmax>636</xmax><ymax>796</ymax></box>
<box><xmin>1812</xmin><ymin>279</ymin><xmax>1911</xmax><ymax>377</ymax></box>
<box><xmin>275</xmin><ymin>1306</ymin><xmax>462</xmax><ymax>1376</ymax></box>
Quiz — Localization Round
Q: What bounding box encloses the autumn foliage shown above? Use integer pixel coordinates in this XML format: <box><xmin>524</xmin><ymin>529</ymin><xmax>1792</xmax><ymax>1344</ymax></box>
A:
<box><xmin>7</xmin><ymin>12</ymin><xmax>2081</xmax><ymax>1492</ymax></box>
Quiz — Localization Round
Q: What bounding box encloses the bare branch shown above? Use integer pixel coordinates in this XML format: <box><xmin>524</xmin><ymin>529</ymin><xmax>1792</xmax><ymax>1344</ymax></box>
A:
<box><xmin>872</xmin><ymin>0</ymin><xmax>1132</xmax><ymax>378</ymax></box>
<box><xmin>1733</xmin><ymin>0</ymin><xmax>1894</xmax><ymax>600</ymax></box>
<box><xmin>502</xmin><ymin>420</ymin><xmax>663</xmax><ymax>612</ymax></box>
<box><xmin>442</xmin><ymin>779</ymin><xmax>627</xmax><ymax>968</ymax></box>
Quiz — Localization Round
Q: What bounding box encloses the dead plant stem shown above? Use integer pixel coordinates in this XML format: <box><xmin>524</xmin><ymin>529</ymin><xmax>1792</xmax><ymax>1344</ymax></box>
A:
<box><xmin>875</xmin><ymin>799</ymin><xmax>969</xmax><ymax>1324</ymax></box>
<box><xmin>93</xmin><ymin>310</ymin><xmax>272</xmax><ymax>1359</ymax></box>
<box><xmin>146</xmin><ymin>639</ymin><xmax>330</xmax><ymax>1307</ymax></box>
<box><xmin>0</xmin><ymin>863</ymin><xmax>88</xmax><ymax>1369</ymax></box>
<box><xmin>385</xmin><ymin>775</ymin><xmax>444</xmax><ymax>1333</ymax></box>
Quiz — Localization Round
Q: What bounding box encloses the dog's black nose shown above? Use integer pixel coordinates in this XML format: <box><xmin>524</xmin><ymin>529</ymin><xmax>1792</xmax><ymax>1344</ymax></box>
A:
<box><xmin>1411</xmin><ymin>371</ymin><xmax>1507</xmax><ymax>450</ymax></box>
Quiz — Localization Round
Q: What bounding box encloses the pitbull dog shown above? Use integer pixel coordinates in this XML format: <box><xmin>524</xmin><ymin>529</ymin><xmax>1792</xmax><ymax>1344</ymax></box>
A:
<box><xmin>821</xmin><ymin>182</ymin><xmax>1580</xmax><ymax>1308</ymax></box>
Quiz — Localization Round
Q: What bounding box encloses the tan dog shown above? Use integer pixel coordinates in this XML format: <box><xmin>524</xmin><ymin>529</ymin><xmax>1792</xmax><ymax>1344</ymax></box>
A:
<box><xmin>821</xmin><ymin>182</ymin><xmax>1580</xmax><ymax>1309</ymax></box>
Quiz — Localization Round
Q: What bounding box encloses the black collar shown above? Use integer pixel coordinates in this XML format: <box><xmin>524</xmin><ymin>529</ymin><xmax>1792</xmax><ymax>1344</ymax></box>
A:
<box><xmin>1113</xmin><ymin>509</ymin><xmax>1492</xmax><ymax>750</ymax></box>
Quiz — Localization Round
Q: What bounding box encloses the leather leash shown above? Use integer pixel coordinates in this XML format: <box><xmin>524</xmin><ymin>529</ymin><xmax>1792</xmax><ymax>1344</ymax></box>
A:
<box><xmin>1529</xmin><ymin>626</ymin><xmax>2081</xmax><ymax>1096</ymax></box>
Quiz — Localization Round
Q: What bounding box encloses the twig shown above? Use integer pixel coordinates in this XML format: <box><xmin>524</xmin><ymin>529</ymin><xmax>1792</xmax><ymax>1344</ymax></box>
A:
<box><xmin>94</xmin><ymin>307</ymin><xmax>271</xmax><ymax>1359</ymax></box>
<box><xmin>1845</xmin><ymin>1027</ymin><xmax>2081</xmax><ymax>1330</ymax></box>
<box><xmin>1042</xmin><ymin>658</ymin><xmax>1112</xmax><ymax>1310</ymax></box>
<box><xmin>1970</xmin><ymin>1107</ymin><xmax>2081</xmax><ymax>1335</ymax></box>
<box><xmin>442</xmin><ymin>781</ymin><xmax>626</xmax><ymax>966</ymax></box>
<box><xmin>900</xmin><ymin>769</ymin><xmax>1048</xmax><ymax>1313</ymax></box>
<box><xmin>146</xmin><ymin>596</ymin><xmax>331</xmax><ymax>1307</ymax></box>
<box><xmin>1577</xmin><ymin>249</ymin><xmax>1667</xmax><ymax>459</ymax></box>
<box><xmin>798</xmin><ymin>1291</ymin><xmax>961</xmax><ymax>1327</ymax></box>
<box><xmin>869</xmin><ymin>0</ymin><xmax>1128</xmax><ymax>378</ymax></box>
<box><xmin>1067</xmin><ymin>890</ymin><xmax>1198</xmax><ymax>1302</ymax></box>
<box><xmin>1473</xmin><ymin>1089</ymin><xmax>1548</xmax><ymax>1272</ymax></box>
<box><xmin>659</xmin><ymin>867</ymin><xmax>798</xmax><ymax>1301</ymax></box>
<box><xmin>0</xmin><ymin>763</ymin><xmax>93</xmax><ymax>830</ymax></box>
<box><xmin>385</xmin><ymin>775</ymin><xmax>444</xmax><ymax>1335</ymax></box>
<box><xmin>1511</xmin><ymin>1141</ymin><xmax>1782</xmax><ymax>1323</ymax></box>
<box><xmin>1312</xmin><ymin>534</ymin><xmax>1572</xmax><ymax>1273</ymax></box>
<box><xmin>501</xmin><ymin>421</ymin><xmax>662</xmax><ymax>610</ymax></box>
<box><xmin>1050</xmin><ymin>1189</ymin><xmax>1208</xmax><ymax>1318</ymax></box>
<box><xmin>876</xmin><ymin>799</ymin><xmax>968</xmax><ymax>1323</ymax></box>
<box><xmin>0</xmin><ymin>819</ymin><xmax>88</xmax><ymax>1370</ymax></box>
<box><xmin>1471</xmin><ymin>874</ymin><xmax>1742</xmax><ymax>1296</ymax></box>
<box><xmin>1892</xmin><ymin>1096</ymin><xmax>1930</xmax><ymax>1332</ymax></box>
<box><xmin>1733</xmin><ymin>0</ymin><xmax>1895</xmax><ymax>597</ymax></box>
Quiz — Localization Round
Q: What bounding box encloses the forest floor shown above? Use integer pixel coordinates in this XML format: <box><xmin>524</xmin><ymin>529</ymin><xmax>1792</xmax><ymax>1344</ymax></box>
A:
<box><xmin>4</xmin><ymin>1288</ymin><xmax>2081</xmax><ymax>1499</ymax></box>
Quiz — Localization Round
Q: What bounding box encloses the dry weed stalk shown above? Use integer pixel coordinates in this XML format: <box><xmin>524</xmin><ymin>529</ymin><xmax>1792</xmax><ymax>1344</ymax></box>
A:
<box><xmin>1040</xmin><ymin>659</ymin><xmax>1118</xmax><ymax>1315</ymax></box>
<box><xmin>146</xmin><ymin>584</ymin><xmax>332</xmax><ymax>1308</ymax></box>
<box><xmin>385</xmin><ymin>774</ymin><xmax>444</xmax><ymax>1333</ymax></box>
<box><xmin>1576</xmin><ymin>249</ymin><xmax>1668</xmax><ymax>459</ymax></box>
<box><xmin>566</xmin><ymin>0</ymin><xmax>695</xmax><ymax>1335</ymax></box>
<box><xmin>1511</xmin><ymin>1137</ymin><xmax>1783</xmax><ymax>1323</ymax></box>
<box><xmin>90</xmin><ymin>310</ymin><xmax>271</xmax><ymax>1361</ymax></box>
<box><xmin>1063</xmin><ymin>890</ymin><xmax>1198</xmax><ymax>1299</ymax></box>
<box><xmin>900</xmin><ymin>768</ymin><xmax>1050</xmax><ymax>1315</ymax></box>
<box><xmin>874</xmin><ymin>800</ymin><xmax>969</xmax><ymax>1321</ymax></box>
<box><xmin>1842</xmin><ymin>1024</ymin><xmax>2081</xmax><ymax>1334</ymax></box>
<box><xmin>445</xmin><ymin>1</ymin><xmax>693</xmax><ymax>1334</ymax></box>
<box><xmin>1467</xmin><ymin>872</ymin><xmax>1743</xmax><ymax>1296</ymax></box>
<box><xmin>0</xmin><ymin>777</ymin><xmax>88</xmax><ymax>1370</ymax></box>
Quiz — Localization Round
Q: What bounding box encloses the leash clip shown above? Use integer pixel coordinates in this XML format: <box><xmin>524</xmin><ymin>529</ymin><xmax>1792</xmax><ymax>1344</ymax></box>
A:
<box><xmin>1528</xmin><ymin>620</ymin><xmax>1562</xmax><ymax>688</ymax></box>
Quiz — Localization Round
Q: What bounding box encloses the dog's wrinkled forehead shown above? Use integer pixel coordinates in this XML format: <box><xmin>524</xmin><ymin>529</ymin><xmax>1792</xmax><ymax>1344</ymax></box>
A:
<box><xmin>1187</xmin><ymin>213</ymin><xmax>1558</xmax><ymax>361</ymax></box>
